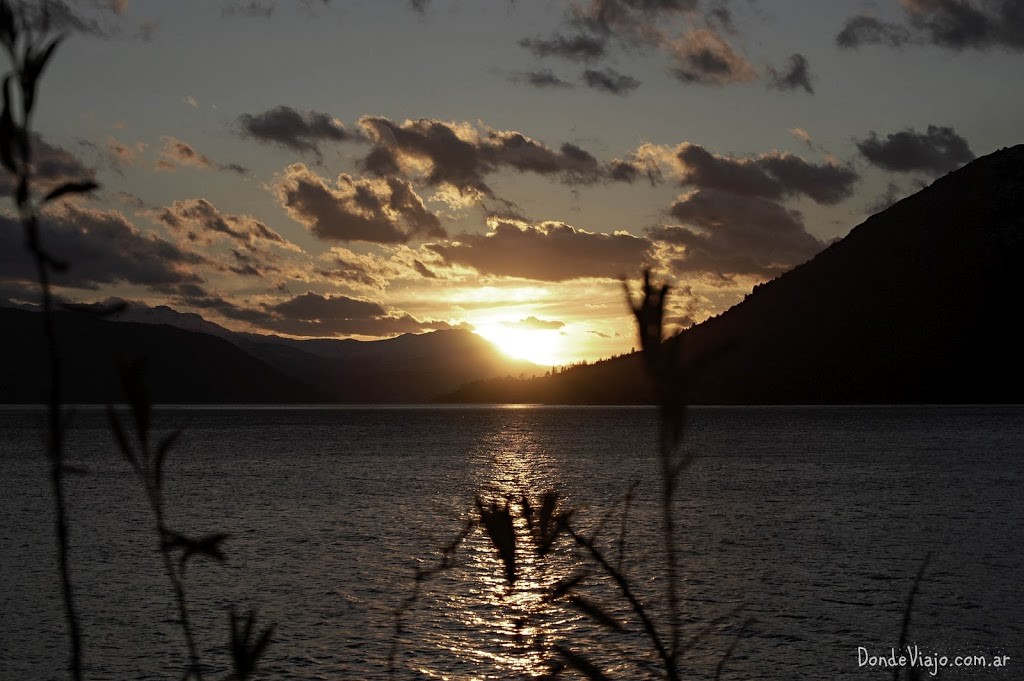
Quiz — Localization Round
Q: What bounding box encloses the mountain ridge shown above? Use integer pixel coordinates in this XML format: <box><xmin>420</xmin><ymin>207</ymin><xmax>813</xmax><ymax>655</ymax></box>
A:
<box><xmin>444</xmin><ymin>144</ymin><xmax>1024</xmax><ymax>404</ymax></box>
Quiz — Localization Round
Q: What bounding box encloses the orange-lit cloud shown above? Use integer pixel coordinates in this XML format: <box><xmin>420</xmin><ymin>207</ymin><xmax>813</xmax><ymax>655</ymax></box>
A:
<box><xmin>275</xmin><ymin>164</ymin><xmax>444</xmax><ymax>244</ymax></box>
<box><xmin>428</xmin><ymin>218</ymin><xmax>652</xmax><ymax>282</ymax></box>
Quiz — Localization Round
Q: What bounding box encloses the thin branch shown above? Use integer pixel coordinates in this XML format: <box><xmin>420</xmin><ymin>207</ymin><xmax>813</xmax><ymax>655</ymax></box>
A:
<box><xmin>565</xmin><ymin>526</ymin><xmax>676</xmax><ymax>679</ymax></box>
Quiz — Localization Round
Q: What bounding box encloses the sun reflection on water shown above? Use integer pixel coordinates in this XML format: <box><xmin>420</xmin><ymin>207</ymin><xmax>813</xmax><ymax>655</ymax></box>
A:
<box><xmin>409</xmin><ymin>415</ymin><xmax>582</xmax><ymax>679</ymax></box>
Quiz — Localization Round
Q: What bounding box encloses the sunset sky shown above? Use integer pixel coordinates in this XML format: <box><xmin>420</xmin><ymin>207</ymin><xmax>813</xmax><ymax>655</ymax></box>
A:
<box><xmin>2</xmin><ymin>0</ymin><xmax>1022</xmax><ymax>365</ymax></box>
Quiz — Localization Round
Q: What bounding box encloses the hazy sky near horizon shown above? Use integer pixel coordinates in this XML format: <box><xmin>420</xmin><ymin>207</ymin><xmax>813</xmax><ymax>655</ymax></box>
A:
<box><xmin>2</xmin><ymin>0</ymin><xmax>1022</xmax><ymax>364</ymax></box>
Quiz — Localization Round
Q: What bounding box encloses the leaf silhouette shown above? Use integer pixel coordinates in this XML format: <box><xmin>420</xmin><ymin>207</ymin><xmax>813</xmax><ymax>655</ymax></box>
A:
<box><xmin>554</xmin><ymin>645</ymin><xmax>613</xmax><ymax>681</ymax></box>
<box><xmin>229</xmin><ymin>608</ymin><xmax>274</xmax><ymax>680</ymax></box>
<box><xmin>43</xmin><ymin>180</ymin><xmax>98</xmax><ymax>203</ymax></box>
<box><xmin>476</xmin><ymin>497</ymin><xmax>517</xmax><ymax>585</ymax></box>
<box><xmin>154</xmin><ymin>429</ymin><xmax>181</xmax><ymax>491</ymax></box>
<box><xmin>567</xmin><ymin>595</ymin><xmax>623</xmax><ymax>632</ymax></box>
<box><xmin>163</xmin><ymin>530</ymin><xmax>229</xmax><ymax>572</ymax></box>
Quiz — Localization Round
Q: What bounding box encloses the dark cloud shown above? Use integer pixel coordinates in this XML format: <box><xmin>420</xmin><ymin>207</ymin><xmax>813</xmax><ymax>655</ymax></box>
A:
<box><xmin>651</xmin><ymin>189</ymin><xmax>823</xmax><ymax>280</ymax></box>
<box><xmin>856</xmin><ymin>125</ymin><xmax>975</xmax><ymax>174</ymax></box>
<box><xmin>156</xmin><ymin>198</ymin><xmax>293</xmax><ymax>247</ymax></box>
<box><xmin>413</xmin><ymin>260</ymin><xmax>438</xmax><ymax>279</ymax></box>
<box><xmin>518</xmin><ymin>33</ymin><xmax>608</xmax><ymax>61</ymax></box>
<box><xmin>270</xmin><ymin>291</ymin><xmax>384</xmax><ymax>320</ymax></box>
<box><xmin>571</xmin><ymin>0</ymin><xmax>699</xmax><ymax>45</ymax></box>
<box><xmin>607</xmin><ymin>154</ymin><xmax>663</xmax><ymax>185</ymax></box>
<box><xmin>502</xmin><ymin>316</ymin><xmax>565</xmax><ymax>330</ymax></box>
<box><xmin>0</xmin><ymin>205</ymin><xmax>204</xmax><ymax>291</ymax></box>
<box><xmin>179</xmin><ymin>288</ymin><xmax>453</xmax><ymax>338</ymax></box>
<box><xmin>582</xmin><ymin>67</ymin><xmax>641</xmax><ymax>95</ymax></box>
<box><xmin>220</xmin><ymin>1</ymin><xmax>274</xmax><ymax>18</ymax></box>
<box><xmin>837</xmin><ymin>15</ymin><xmax>912</xmax><ymax>48</ymax></box>
<box><xmin>667</xmin><ymin>29</ymin><xmax>757</xmax><ymax>85</ymax></box>
<box><xmin>867</xmin><ymin>182</ymin><xmax>909</xmax><ymax>214</ymax></box>
<box><xmin>675</xmin><ymin>144</ymin><xmax>858</xmax><ymax>204</ymax></box>
<box><xmin>357</xmin><ymin>117</ymin><xmax>604</xmax><ymax>199</ymax></box>
<box><xmin>509</xmin><ymin>69</ymin><xmax>575</xmax><ymax>89</ymax></box>
<box><xmin>237</xmin><ymin>105</ymin><xmax>355</xmax><ymax>159</ymax></box>
<box><xmin>837</xmin><ymin>1</ymin><xmax>1024</xmax><ymax>51</ymax></box>
<box><xmin>767</xmin><ymin>53</ymin><xmax>814</xmax><ymax>94</ymax></box>
<box><xmin>0</xmin><ymin>134</ymin><xmax>95</xmax><ymax>198</ymax></box>
<box><xmin>275</xmin><ymin>163</ymin><xmax>444</xmax><ymax>244</ymax></box>
<box><xmin>427</xmin><ymin>219</ymin><xmax>652</xmax><ymax>282</ymax></box>
<box><xmin>14</xmin><ymin>0</ymin><xmax>107</xmax><ymax>36</ymax></box>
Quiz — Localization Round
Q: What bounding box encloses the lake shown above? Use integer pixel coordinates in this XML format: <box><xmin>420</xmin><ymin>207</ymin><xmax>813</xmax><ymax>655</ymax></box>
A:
<box><xmin>1</xmin><ymin>405</ymin><xmax>1021</xmax><ymax>679</ymax></box>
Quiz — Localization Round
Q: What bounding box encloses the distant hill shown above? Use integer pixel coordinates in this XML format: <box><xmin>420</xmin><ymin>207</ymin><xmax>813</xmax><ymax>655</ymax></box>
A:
<box><xmin>0</xmin><ymin>308</ymin><xmax>539</xmax><ymax>404</ymax></box>
<box><xmin>0</xmin><ymin>307</ymin><xmax>316</xmax><ymax>404</ymax></box>
<box><xmin>445</xmin><ymin>144</ymin><xmax>1024</xmax><ymax>404</ymax></box>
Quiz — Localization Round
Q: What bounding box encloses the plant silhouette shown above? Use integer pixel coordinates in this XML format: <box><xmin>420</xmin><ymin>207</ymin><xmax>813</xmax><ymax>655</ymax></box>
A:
<box><xmin>1</xmin><ymin>4</ymin><xmax>271</xmax><ymax>678</ymax></box>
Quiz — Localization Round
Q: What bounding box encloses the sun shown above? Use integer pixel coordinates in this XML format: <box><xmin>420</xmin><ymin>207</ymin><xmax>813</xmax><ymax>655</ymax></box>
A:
<box><xmin>475</xmin><ymin>324</ymin><xmax>566</xmax><ymax>367</ymax></box>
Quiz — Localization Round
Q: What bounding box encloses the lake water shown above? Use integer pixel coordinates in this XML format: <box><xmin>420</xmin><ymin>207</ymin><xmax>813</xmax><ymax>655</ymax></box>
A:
<box><xmin>1</xmin><ymin>405</ymin><xmax>1022</xmax><ymax>680</ymax></box>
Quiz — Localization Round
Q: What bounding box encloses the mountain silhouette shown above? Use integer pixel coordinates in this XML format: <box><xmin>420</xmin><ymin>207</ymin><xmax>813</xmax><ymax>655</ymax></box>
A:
<box><xmin>446</xmin><ymin>144</ymin><xmax>1024</xmax><ymax>404</ymax></box>
<box><xmin>0</xmin><ymin>306</ymin><xmax>539</xmax><ymax>404</ymax></box>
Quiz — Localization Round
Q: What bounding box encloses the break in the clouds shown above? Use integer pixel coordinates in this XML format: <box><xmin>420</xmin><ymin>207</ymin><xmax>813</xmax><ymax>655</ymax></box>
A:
<box><xmin>856</xmin><ymin>125</ymin><xmax>975</xmax><ymax>174</ymax></box>
<box><xmin>502</xmin><ymin>316</ymin><xmax>565</xmax><ymax>330</ymax></box>
<box><xmin>667</xmin><ymin>29</ymin><xmax>757</xmax><ymax>85</ymax></box>
<box><xmin>582</xmin><ymin>67</ymin><xmax>641</xmax><ymax>95</ymax></box>
<box><xmin>427</xmin><ymin>218</ymin><xmax>652</xmax><ymax>282</ymax></box>
<box><xmin>156</xmin><ymin>198</ymin><xmax>295</xmax><ymax>248</ymax></box>
<box><xmin>509</xmin><ymin>69</ymin><xmax>574</xmax><ymax>89</ymax></box>
<box><xmin>767</xmin><ymin>53</ymin><xmax>814</xmax><ymax>94</ymax></box>
<box><xmin>358</xmin><ymin>117</ymin><xmax>603</xmax><ymax>200</ymax></box>
<box><xmin>838</xmin><ymin>0</ymin><xmax>1024</xmax><ymax>52</ymax></box>
<box><xmin>0</xmin><ymin>205</ymin><xmax>204</xmax><ymax>291</ymax></box>
<box><xmin>275</xmin><ymin>163</ymin><xmax>444</xmax><ymax>244</ymax></box>
<box><xmin>237</xmin><ymin>105</ymin><xmax>356</xmax><ymax>159</ymax></box>
<box><xmin>651</xmin><ymin>189</ymin><xmax>824</xmax><ymax>280</ymax></box>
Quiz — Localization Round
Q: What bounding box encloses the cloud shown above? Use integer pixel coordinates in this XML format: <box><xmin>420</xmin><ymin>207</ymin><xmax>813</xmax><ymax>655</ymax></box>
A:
<box><xmin>179</xmin><ymin>288</ymin><xmax>454</xmax><ymax>338</ymax></box>
<box><xmin>673</xmin><ymin>144</ymin><xmax>858</xmax><ymax>204</ymax></box>
<box><xmin>502</xmin><ymin>316</ymin><xmax>565</xmax><ymax>330</ymax></box>
<box><xmin>358</xmin><ymin>117</ymin><xmax>604</xmax><ymax>199</ymax></box>
<box><xmin>519</xmin><ymin>33</ymin><xmax>608</xmax><ymax>61</ymax></box>
<box><xmin>427</xmin><ymin>218</ymin><xmax>652</xmax><ymax>282</ymax></box>
<box><xmin>667</xmin><ymin>29</ymin><xmax>757</xmax><ymax>85</ymax></box>
<box><xmin>788</xmin><ymin>127</ymin><xmax>813</xmax><ymax>146</ymax></box>
<box><xmin>275</xmin><ymin>163</ymin><xmax>444</xmax><ymax>244</ymax></box>
<box><xmin>582</xmin><ymin>67</ymin><xmax>641</xmax><ymax>95</ymax></box>
<box><xmin>837</xmin><ymin>1</ymin><xmax>1024</xmax><ymax>52</ymax></box>
<box><xmin>650</xmin><ymin>189</ymin><xmax>823</xmax><ymax>280</ymax></box>
<box><xmin>867</xmin><ymin>181</ymin><xmax>910</xmax><ymax>214</ymax></box>
<box><xmin>0</xmin><ymin>204</ymin><xmax>205</xmax><ymax>291</ymax></box>
<box><xmin>509</xmin><ymin>69</ymin><xmax>575</xmax><ymax>89</ymax></box>
<box><xmin>237</xmin><ymin>105</ymin><xmax>355</xmax><ymax>159</ymax></box>
<box><xmin>0</xmin><ymin>134</ymin><xmax>95</xmax><ymax>198</ymax></box>
<box><xmin>17</xmin><ymin>0</ymin><xmax>107</xmax><ymax>36</ymax></box>
<box><xmin>157</xmin><ymin>136</ymin><xmax>213</xmax><ymax>169</ymax></box>
<box><xmin>221</xmin><ymin>1</ymin><xmax>274</xmax><ymax>18</ymax></box>
<box><xmin>156</xmin><ymin>198</ymin><xmax>296</xmax><ymax>248</ymax></box>
<box><xmin>571</xmin><ymin>0</ymin><xmax>699</xmax><ymax>46</ymax></box>
<box><xmin>413</xmin><ymin>260</ymin><xmax>438</xmax><ymax>279</ymax></box>
<box><xmin>767</xmin><ymin>53</ymin><xmax>814</xmax><ymax>94</ymax></box>
<box><xmin>837</xmin><ymin>15</ymin><xmax>912</xmax><ymax>48</ymax></box>
<box><xmin>269</xmin><ymin>291</ymin><xmax>384</xmax><ymax>320</ymax></box>
<box><xmin>855</xmin><ymin>125</ymin><xmax>975</xmax><ymax>174</ymax></box>
<box><xmin>155</xmin><ymin>136</ymin><xmax>246</xmax><ymax>174</ymax></box>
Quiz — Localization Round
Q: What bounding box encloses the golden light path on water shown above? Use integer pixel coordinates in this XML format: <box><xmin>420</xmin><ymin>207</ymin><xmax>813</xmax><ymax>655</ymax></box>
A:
<box><xmin>412</xmin><ymin>409</ymin><xmax>580</xmax><ymax>679</ymax></box>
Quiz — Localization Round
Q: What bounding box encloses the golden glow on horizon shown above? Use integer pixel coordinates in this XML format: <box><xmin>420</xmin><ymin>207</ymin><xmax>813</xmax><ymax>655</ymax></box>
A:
<box><xmin>474</xmin><ymin>324</ymin><xmax>566</xmax><ymax>367</ymax></box>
